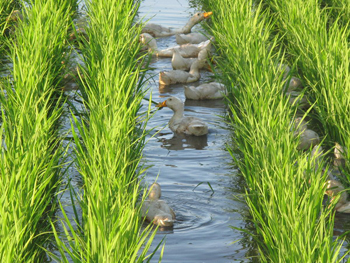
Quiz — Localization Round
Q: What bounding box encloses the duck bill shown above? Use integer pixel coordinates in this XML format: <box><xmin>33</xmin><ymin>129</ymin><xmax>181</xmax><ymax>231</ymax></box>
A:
<box><xmin>203</xmin><ymin>11</ymin><xmax>213</xmax><ymax>18</ymax></box>
<box><xmin>156</xmin><ymin>101</ymin><xmax>167</xmax><ymax>108</ymax></box>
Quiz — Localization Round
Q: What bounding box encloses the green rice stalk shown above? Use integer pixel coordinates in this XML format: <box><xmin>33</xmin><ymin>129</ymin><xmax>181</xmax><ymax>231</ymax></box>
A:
<box><xmin>262</xmin><ymin>0</ymin><xmax>350</xmax><ymax>184</ymax></box>
<box><xmin>51</xmin><ymin>0</ymin><xmax>159</xmax><ymax>262</ymax></box>
<box><xmin>0</xmin><ymin>0</ymin><xmax>73</xmax><ymax>261</ymax></box>
<box><xmin>201</xmin><ymin>0</ymin><xmax>344</xmax><ymax>261</ymax></box>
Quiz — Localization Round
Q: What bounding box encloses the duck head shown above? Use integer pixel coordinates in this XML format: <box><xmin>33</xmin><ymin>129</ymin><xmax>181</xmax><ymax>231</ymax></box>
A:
<box><xmin>190</xmin><ymin>11</ymin><xmax>213</xmax><ymax>23</ymax></box>
<box><xmin>6</xmin><ymin>10</ymin><xmax>23</xmax><ymax>22</ymax></box>
<box><xmin>182</xmin><ymin>12</ymin><xmax>213</xmax><ymax>34</ymax></box>
<box><xmin>156</xmin><ymin>97</ymin><xmax>183</xmax><ymax>112</ymax></box>
<box><xmin>149</xmin><ymin>182</ymin><xmax>161</xmax><ymax>200</ymax></box>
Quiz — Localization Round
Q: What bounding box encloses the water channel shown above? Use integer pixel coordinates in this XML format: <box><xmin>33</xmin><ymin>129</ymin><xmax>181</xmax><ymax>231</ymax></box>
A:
<box><xmin>137</xmin><ymin>0</ymin><xmax>253</xmax><ymax>262</ymax></box>
<box><xmin>3</xmin><ymin>0</ymin><xmax>350</xmax><ymax>261</ymax></box>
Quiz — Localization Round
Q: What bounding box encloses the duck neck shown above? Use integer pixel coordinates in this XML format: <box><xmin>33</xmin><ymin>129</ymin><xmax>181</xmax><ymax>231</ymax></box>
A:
<box><xmin>189</xmin><ymin>62</ymin><xmax>200</xmax><ymax>77</ymax></box>
<box><xmin>176</xmin><ymin>20</ymin><xmax>195</xmax><ymax>34</ymax></box>
<box><xmin>147</xmin><ymin>38</ymin><xmax>159</xmax><ymax>53</ymax></box>
<box><xmin>170</xmin><ymin>106</ymin><xmax>184</xmax><ymax>123</ymax></box>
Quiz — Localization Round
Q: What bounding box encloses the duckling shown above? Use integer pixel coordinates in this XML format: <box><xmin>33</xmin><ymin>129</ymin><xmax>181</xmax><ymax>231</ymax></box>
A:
<box><xmin>141</xmin><ymin>183</ymin><xmax>176</xmax><ymax>227</ymax></box>
<box><xmin>176</xmin><ymin>32</ymin><xmax>210</xmax><ymax>44</ymax></box>
<box><xmin>156</xmin><ymin>96</ymin><xmax>208</xmax><ymax>136</ymax></box>
<box><xmin>159</xmin><ymin>60</ymin><xmax>202</xmax><ymax>85</ymax></box>
<box><xmin>142</xmin><ymin>12</ymin><xmax>213</xmax><ymax>37</ymax></box>
<box><xmin>171</xmin><ymin>47</ymin><xmax>210</xmax><ymax>71</ymax></box>
<box><xmin>184</xmin><ymin>82</ymin><xmax>227</xmax><ymax>100</ymax></box>
<box><xmin>325</xmin><ymin>179</ymin><xmax>350</xmax><ymax>213</ymax></box>
<box><xmin>140</xmin><ymin>33</ymin><xmax>211</xmax><ymax>58</ymax></box>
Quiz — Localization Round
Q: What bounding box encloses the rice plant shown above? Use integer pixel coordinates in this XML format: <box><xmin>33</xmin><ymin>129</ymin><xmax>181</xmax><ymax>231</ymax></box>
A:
<box><xmin>200</xmin><ymin>0</ymin><xmax>345</xmax><ymax>261</ymax></box>
<box><xmin>0</xmin><ymin>0</ymin><xmax>73</xmax><ymax>261</ymax></box>
<box><xmin>51</xmin><ymin>0</ymin><xmax>159</xmax><ymax>262</ymax></box>
<box><xmin>262</xmin><ymin>0</ymin><xmax>350</xmax><ymax>184</ymax></box>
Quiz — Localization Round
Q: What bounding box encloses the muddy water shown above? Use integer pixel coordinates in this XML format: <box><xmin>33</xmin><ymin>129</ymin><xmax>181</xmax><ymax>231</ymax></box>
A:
<box><xmin>138</xmin><ymin>0</ymin><xmax>253</xmax><ymax>262</ymax></box>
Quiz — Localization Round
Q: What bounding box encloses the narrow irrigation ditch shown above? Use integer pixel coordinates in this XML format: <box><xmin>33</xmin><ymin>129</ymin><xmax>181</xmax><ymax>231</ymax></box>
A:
<box><xmin>0</xmin><ymin>0</ymin><xmax>349</xmax><ymax>262</ymax></box>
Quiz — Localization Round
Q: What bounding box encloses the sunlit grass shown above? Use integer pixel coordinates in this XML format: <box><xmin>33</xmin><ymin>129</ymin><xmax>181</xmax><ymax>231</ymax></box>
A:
<box><xmin>52</xmin><ymin>0</ymin><xmax>160</xmax><ymax>262</ymax></box>
<box><xmin>0</xmin><ymin>0</ymin><xmax>73</xmax><ymax>261</ymax></box>
<box><xmin>262</xmin><ymin>0</ymin><xmax>350</xmax><ymax>185</ymax></box>
<box><xmin>201</xmin><ymin>0</ymin><xmax>345</xmax><ymax>261</ymax></box>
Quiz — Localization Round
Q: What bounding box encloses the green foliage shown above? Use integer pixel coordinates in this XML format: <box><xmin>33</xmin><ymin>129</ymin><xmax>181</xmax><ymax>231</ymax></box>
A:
<box><xmin>263</xmin><ymin>0</ymin><xmax>350</xmax><ymax>189</ymax></box>
<box><xmin>51</xmin><ymin>0</ymin><xmax>160</xmax><ymax>262</ymax></box>
<box><xmin>0</xmin><ymin>0</ymin><xmax>73</xmax><ymax>261</ymax></box>
<box><xmin>202</xmin><ymin>0</ymin><xmax>346</xmax><ymax>261</ymax></box>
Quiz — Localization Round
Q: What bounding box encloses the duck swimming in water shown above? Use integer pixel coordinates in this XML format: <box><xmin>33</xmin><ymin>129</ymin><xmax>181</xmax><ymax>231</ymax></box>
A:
<box><xmin>184</xmin><ymin>82</ymin><xmax>227</xmax><ymax>100</ymax></box>
<box><xmin>291</xmin><ymin>117</ymin><xmax>320</xmax><ymax>150</ymax></box>
<box><xmin>325</xmin><ymin>179</ymin><xmax>350</xmax><ymax>213</ymax></box>
<box><xmin>156</xmin><ymin>96</ymin><xmax>208</xmax><ymax>136</ymax></box>
<box><xmin>171</xmin><ymin>46</ymin><xmax>210</xmax><ymax>71</ymax></box>
<box><xmin>176</xmin><ymin>32</ymin><xmax>210</xmax><ymax>44</ymax></box>
<box><xmin>142</xmin><ymin>11</ymin><xmax>213</xmax><ymax>37</ymax></box>
<box><xmin>140</xmin><ymin>33</ymin><xmax>211</xmax><ymax>58</ymax></box>
<box><xmin>159</xmin><ymin>60</ymin><xmax>203</xmax><ymax>85</ymax></box>
<box><xmin>140</xmin><ymin>183</ymin><xmax>176</xmax><ymax>227</ymax></box>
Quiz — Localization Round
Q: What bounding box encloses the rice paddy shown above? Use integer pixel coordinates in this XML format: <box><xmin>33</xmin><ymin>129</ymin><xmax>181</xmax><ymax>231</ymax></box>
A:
<box><xmin>0</xmin><ymin>0</ymin><xmax>349</xmax><ymax>262</ymax></box>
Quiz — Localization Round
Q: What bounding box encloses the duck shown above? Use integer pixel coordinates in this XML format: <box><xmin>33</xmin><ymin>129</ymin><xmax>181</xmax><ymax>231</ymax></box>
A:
<box><xmin>184</xmin><ymin>82</ymin><xmax>227</xmax><ymax>100</ymax></box>
<box><xmin>6</xmin><ymin>10</ymin><xmax>23</xmax><ymax>22</ymax></box>
<box><xmin>140</xmin><ymin>33</ymin><xmax>211</xmax><ymax>57</ymax></box>
<box><xmin>171</xmin><ymin>46</ymin><xmax>210</xmax><ymax>70</ymax></box>
<box><xmin>69</xmin><ymin>27</ymin><xmax>89</xmax><ymax>43</ymax></box>
<box><xmin>176</xmin><ymin>32</ymin><xmax>210</xmax><ymax>44</ymax></box>
<box><xmin>283</xmin><ymin>76</ymin><xmax>303</xmax><ymax>92</ymax></box>
<box><xmin>171</xmin><ymin>48</ymin><xmax>197</xmax><ymax>71</ymax></box>
<box><xmin>159</xmin><ymin>60</ymin><xmax>202</xmax><ymax>85</ymax></box>
<box><xmin>334</xmin><ymin>142</ymin><xmax>347</xmax><ymax>168</ymax></box>
<box><xmin>142</xmin><ymin>11</ymin><xmax>213</xmax><ymax>37</ymax></box>
<box><xmin>285</xmin><ymin>90</ymin><xmax>309</xmax><ymax>109</ymax></box>
<box><xmin>292</xmin><ymin>117</ymin><xmax>320</xmax><ymax>150</ymax></box>
<box><xmin>276</xmin><ymin>63</ymin><xmax>291</xmax><ymax>80</ymax></box>
<box><xmin>156</xmin><ymin>96</ymin><xmax>208</xmax><ymax>136</ymax></box>
<box><xmin>140</xmin><ymin>183</ymin><xmax>176</xmax><ymax>227</ymax></box>
<box><xmin>325</xmin><ymin>179</ymin><xmax>350</xmax><ymax>213</ymax></box>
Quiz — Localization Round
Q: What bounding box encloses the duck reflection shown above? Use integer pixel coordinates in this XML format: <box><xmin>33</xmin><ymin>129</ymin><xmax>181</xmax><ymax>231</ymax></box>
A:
<box><xmin>159</xmin><ymin>133</ymin><xmax>208</xmax><ymax>150</ymax></box>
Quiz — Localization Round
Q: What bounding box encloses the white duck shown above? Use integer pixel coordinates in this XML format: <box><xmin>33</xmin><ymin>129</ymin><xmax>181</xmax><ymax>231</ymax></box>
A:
<box><xmin>285</xmin><ymin>91</ymin><xmax>309</xmax><ymax>109</ymax></box>
<box><xmin>6</xmin><ymin>10</ymin><xmax>23</xmax><ymax>22</ymax></box>
<box><xmin>171</xmin><ymin>47</ymin><xmax>210</xmax><ymax>70</ymax></box>
<box><xmin>325</xmin><ymin>179</ymin><xmax>350</xmax><ymax>213</ymax></box>
<box><xmin>276</xmin><ymin>63</ymin><xmax>291</xmax><ymax>80</ymax></box>
<box><xmin>292</xmin><ymin>117</ymin><xmax>320</xmax><ymax>150</ymax></box>
<box><xmin>140</xmin><ymin>183</ymin><xmax>176</xmax><ymax>227</ymax></box>
<box><xmin>176</xmin><ymin>32</ymin><xmax>210</xmax><ymax>44</ymax></box>
<box><xmin>142</xmin><ymin>11</ymin><xmax>213</xmax><ymax>37</ymax></box>
<box><xmin>159</xmin><ymin>59</ymin><xmax>202</xmax><ymax>85</ymax></box>
<box><xmin>140</xmin><ymin>33</ymin><xmax>211</xmax><ymax>58</ymax></box>
<box><xmin>283</xmin><ymin>76</ymin><xmax>303</xmax><ymax>93</ymax></box>
<box><xmin>334</xmin><ymin>142</ymin><xmax>347</xmax><ymax>168</ymax></box>
<box><xmin>156</xmin><ymin>96</ymin><xmax>208</xmax><ymax>136</ymax></box>
<box><xmin>184</xmin><ymin>82</ymin><xmax>227</xmax><ymax>100</ymax></box>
